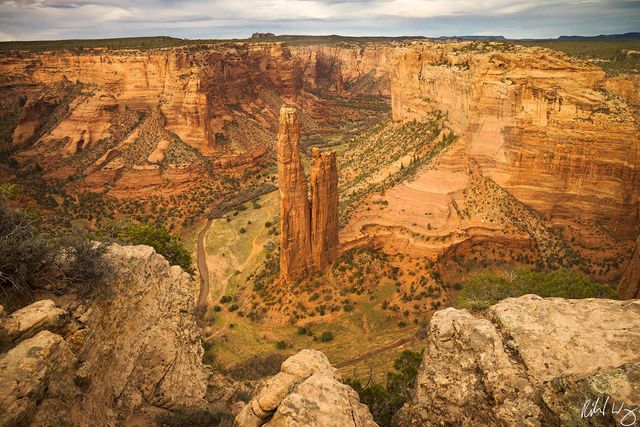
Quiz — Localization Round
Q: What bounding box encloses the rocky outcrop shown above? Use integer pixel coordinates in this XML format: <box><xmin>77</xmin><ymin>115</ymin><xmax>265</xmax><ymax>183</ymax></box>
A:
<box><xmin>310</xmin><ymin>147</ymin><xmax>339</xmax><ymax>271</ymax></box>
<box><xmin>619</xmin><ymin>236</ymin><xmax>640</xmax><ymax>299</ymax></box>
<box><xmin>0</xmin><ymin>243</ymin><xmax>220</xmax><ymax>426</ymax></box>
<box><xmin>75</xmin><ymin>243</ymin><xmax>207</xmax><ymax>425</ymax></box>
<box><xmin>396</xmin><ymin>295</ymin><xmax>640</xmax><ymax>426</ymax></box>
<box><xmin>0</xmin><ymin>299</ymin><xmax>65</xmax><ymax>349</ymax></box>
<box><xmin>278</xmin><ymin>106</ymin><xmax>339</xmax><ymax>282</ymax></box>
<box><xmin>0</xmin><ymin>330</ymin><xmax>78</xmax><ymax>426</ymax></box>
<box><xmin>235</xmin><ymin>349</ymin><xmax>377</xmax><ymax>426</ymax></box>
<box><xmin>278</xmin><ymin>105</ymin><xmax>314</xmax><ymax>282</ymax></box>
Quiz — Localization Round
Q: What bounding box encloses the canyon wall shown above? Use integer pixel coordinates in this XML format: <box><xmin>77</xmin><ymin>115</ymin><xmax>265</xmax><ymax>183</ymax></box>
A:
<box><xmin>278</xmin><ymin>106</ymin><xmax>339</xmax><ymax>282</ymax></box>
<box><xmin>390</xmin><ymin>42</ymin><xmax>639</xmax><ymax>242</ymax></box>
<box><xmin>1</xmin><ymin>41</ymin><xmax>638</xmax><ymax>272</ymax></box>
<box><xmin>619</xmin><ymin>236</ymin><xmax>640</xmax><ymax>299</ymax></box>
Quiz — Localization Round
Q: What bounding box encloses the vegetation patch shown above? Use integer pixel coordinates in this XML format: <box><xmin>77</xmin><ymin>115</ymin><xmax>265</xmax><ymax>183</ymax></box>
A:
<box><xmin>98</xmin><ymin>220</ymin><xmax>194</xmax><ymax>275</ymax></box>
<box><xmin>345</xmin><ymin>349</ymin><xmax>423</xmax><ymax>427</ymax></box>
<box><xmin>453</xmin><ymin>268</ymin><xmax>618</xmax><ymax>310</ymax></box>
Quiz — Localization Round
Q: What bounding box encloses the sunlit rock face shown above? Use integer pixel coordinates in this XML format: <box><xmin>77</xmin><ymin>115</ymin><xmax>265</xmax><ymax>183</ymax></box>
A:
<box><xmin>277</xmin><ymin>106</ymin><xmax>339</xmax><ymax>282</ymax></box>
<box><xmin>619</xmin><ymin>236</ymin><xmax>640</xmax><ymax>299</ymax></box>
<box><xmin>277</xmin><ymin>105</ymin><xmax>314</xmax><ymax>282</ymax></box>
<box><xmin>310</xmin><ymin>146</ymin><xmax>339</xmax><ymax>272</ymax></box>
<box><xmin>395</xmin><ymin>295</ymin><xmax>640</xmax><ymax>426</ymax></box>
<box><xmin>235</xmin><ymin>349</ymin><xmax>377</xmax><ymax>427</ymax></box>
<box><xmin>390</xmin><ymin>42</ymin><xmax>639</xmax><ymax>242</ymax></box>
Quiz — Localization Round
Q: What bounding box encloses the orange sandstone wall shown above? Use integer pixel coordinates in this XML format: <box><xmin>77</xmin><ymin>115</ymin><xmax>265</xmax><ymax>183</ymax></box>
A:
<box><xmin>390</xmin><ymin>42</ymin><xmax>640</xmax><ymax>241</ymax></box>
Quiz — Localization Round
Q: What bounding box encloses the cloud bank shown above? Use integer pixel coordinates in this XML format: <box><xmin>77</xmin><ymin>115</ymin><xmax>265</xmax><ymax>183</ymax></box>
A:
<box><xmin>0</xmin><ymin>0</ymin><xmax>638</xmax><ymax>41</ymax></box>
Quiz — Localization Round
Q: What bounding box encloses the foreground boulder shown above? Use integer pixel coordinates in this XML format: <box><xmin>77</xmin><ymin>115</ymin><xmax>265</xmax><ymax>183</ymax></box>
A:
<box><xmin>235</xmin><ymin>349</ymin><xmax>377</xmax><ymax>426</ymax></box>
<box><xmin>0</xmin><ymin>330</ymin><xmax>78</xmax><ymax>426</ymax></box>
<box><xmin>75</xmin><ymin>243</ymin><xmax>208</xmax><ymax>425</ymax></box>
<box><xmin>0</xmin><ymin>299</ymin><xmax>65</xmax><ymax>349</ymax></box>
<box><xmin>396</xmin><ymin>295</ymin><xmax>640</xmax><ymax>426</ymax></box>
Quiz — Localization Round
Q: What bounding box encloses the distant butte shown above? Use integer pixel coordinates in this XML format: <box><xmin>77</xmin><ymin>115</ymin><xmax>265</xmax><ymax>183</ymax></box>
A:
<box><xmin>277</xmin><ymin>105</ymin><xmax>339</xmax><ymax>282</ymax></box>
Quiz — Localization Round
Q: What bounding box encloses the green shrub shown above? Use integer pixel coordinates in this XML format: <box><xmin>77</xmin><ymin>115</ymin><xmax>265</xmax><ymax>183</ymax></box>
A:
<box><xmin>228</xmin><ymin>353</ymin><xmax>288</xmax><ymax>380</ymax></box>
<box><xmin>275</xmin><ymin>340</ymin><xmax>287</xmax><ymax>350</ymax></box>
<box><xmin>228</xmin><ymin>304</ymin><xmax>239</xmax><ymax>312</ymax></box>
<box><xmin>320</xmin><ymin>331</ymin><xmax>334</xmax><ymax>342</ymax></box>
<box><xmin>63</xmin><ymin>236</ymin><xmax>112</xmax><ymax>296</ymax></box>
<box><xmin>156</xmin><ymin>406</ymin><xmax>230</xmax><ymax>427</ymax></box>
<box><xmin>0</xmin><ymin>201</ymin><xmax>112</xmax><ymax>304</ymax></box>
<box><xmin>120</xmin><ymin>222</ymin><xmax>194</xmax><ymax>276</ymax></box>
<box><xmin>345</xmin><ymin>350</ymin><xmax>423</xmax><ymax>426</ymax></box>
<box><xmin>454</xmin><ymin>268</ymin><xmax>617</xmax><ymax>310</ymax></box>
<box><xmin>0</xmin><ymin>203</ymin><xmax>57</xmax><ymax>299</ymax></box>
<box><xmin>220</xmin><ymin>295</ymin><xmax>232</xmax><ymax>304</ymax></box>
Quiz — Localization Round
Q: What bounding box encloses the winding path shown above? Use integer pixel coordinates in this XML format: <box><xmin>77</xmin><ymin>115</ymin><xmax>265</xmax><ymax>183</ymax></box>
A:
<box><xmin>333</xmin><ymin>334</ymin><xmax>417</xmax><ymax>369</ymax></box>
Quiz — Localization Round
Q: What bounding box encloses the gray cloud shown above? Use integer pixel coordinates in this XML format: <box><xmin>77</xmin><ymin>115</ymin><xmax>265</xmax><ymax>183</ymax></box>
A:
<box><xmin>0</xmin><ymin>0</ymin><xmax>638</xmax><ymax>41</ymax></box>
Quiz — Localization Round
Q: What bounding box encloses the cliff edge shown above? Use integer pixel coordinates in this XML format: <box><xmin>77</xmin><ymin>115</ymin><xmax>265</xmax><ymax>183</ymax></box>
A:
<box><xmin>395</xmin><ymin>295</ymin><xmax>640</xmax><ymax>426</ymax></box>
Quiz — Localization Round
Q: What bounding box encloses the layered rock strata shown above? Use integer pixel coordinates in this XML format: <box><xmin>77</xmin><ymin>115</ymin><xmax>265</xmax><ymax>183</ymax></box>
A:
<box><xmin>310</xmin><ymin>146</ymin><xmax>339</xmax><ymax>271</ymax></box>
<box><xmin>235</xmin><ymin>349</ymin><xmax>377</xmax><ymax>426</ymax></box>
<box><xmin>389</xmin><ymin>42</ymin><xmax>639</xmax><ymax>241</ymax></box>
<box><xmin>278</xmin><ymin>106</ymin><xmax>339</xmax><ymax>282</ymax></box>
<box><xmin>396</xmin><ymin>295</ymin><xmax>640</xmax><ymax>426</ymax></box>
<box><xmin>619</xmin><ymin>236</ymin><xmax>640</xmax><ymax>299</ymax></box>
<box><xmin>278</xmin><ymin>105</ymin><xmax>314</xmax><ymax>282</ymax></box>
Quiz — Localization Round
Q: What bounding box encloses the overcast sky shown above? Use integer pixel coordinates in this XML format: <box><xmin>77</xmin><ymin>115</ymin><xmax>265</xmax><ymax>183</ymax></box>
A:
<box><xmin>0</xmin><ymin>0</ymin><xmax>638</xmax><ymax>41</ymax></box>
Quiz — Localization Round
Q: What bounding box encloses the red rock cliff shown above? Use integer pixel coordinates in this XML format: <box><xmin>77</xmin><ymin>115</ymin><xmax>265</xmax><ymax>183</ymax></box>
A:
<box><xmin>619</xmin><ymin>236</ymin><xmax>640</xmax><ymax>299</ymax></box>
<box><xmin>278</xmin><ymin>105</ymin><xmax>313</xmax><ymax>282</ymax></box>
<box><xmin>278</xmin><ymin>106</ymin><xmax>339</xmax><ymax>282</ymax></box>
<box><xmin>311</xmin><ymin>147</ymin><xmax>339</xmax><ymax>271</ymax></box>
<box><xmin>389</xmin><ymin>42</ymin><xmax>639</xmax><ymax>241</ymax></box>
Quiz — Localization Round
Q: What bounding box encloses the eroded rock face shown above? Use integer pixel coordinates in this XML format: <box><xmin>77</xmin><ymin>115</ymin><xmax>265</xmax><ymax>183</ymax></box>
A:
<box><xmin>390</xmin><ymin>43</ymin><xmax>639</xmax><ymax>242</ymax></box>
<box><xmin>0</xmin><ymin>244</ymin><xmax>218</xmax><ymax>426</ymax></box>
<box><xmin>278</xmin><ymin>106</ymin><xmax>339</xmax><ymax>282</ymax></box>
<box><xmin>619</xmin><ymin>236</ymin><xmax>640</xmax><ymax>299</ymax></box>
<box><xmin>278</xmin><ymin>105</ymin><xmax>314</xmax><ymax>282</ymax></box>
<box><xmin>0</xmin><ymin>330</ymin><xmax>78</xmax><ymax>427</ymax></box>
<box><xmin>310</xmin><ymin>147</ymin><xmax>339</xmax><ymax>271</ymax></box>
<box><xmin>235</xmin><ymin>349</ymin><xmax>377</xmax><ymax>426</ymax></box>
<box><xmin>0</xmin><ymin>299</ymin><xmax>65</xmax><ymax>349</ymax></box>
<box><xmin>73</xmin><ymin>243</ymin><xmax>207</xmax><ymax>425</ymax></box>
<box><xmin>396</xmin><ymin>295</ymin><xmax>640</xmax><ymax>426</ymax></box>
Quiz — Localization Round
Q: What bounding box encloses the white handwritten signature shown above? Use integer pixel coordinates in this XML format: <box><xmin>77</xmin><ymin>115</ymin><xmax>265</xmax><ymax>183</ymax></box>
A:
<box><xmin>581</xmin><ymin>395</ymin><xmax>638</xmax><ymax>426</ymax></box>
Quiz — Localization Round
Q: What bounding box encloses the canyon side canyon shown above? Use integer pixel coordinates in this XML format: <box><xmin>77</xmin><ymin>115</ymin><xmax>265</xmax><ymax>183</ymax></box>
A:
<box><xmin>1</xmin><ymin>40</ymin><xmax>638</xmax><ymax>286</ymax></box>
<box><xmin>1</xmin><ymin>36</ymin><xmax>639</xmax><ymax>426</ymax></box>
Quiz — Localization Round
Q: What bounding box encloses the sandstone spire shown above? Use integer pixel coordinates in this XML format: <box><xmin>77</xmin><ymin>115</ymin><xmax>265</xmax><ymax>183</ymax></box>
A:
<box><xmin>310</xmin><ymin>147</ymin><xmax>339</xmax><ymax>271</ymax></box>
<box><xmin>278</xmin><ymin>106</ymin><xmax>313</xmax><ymax>282</ymax></box>
<box><xmin>277</xmin><ymin>105</ymin><xmax>339</xmax><ymax>283</ymax></box>
<box><xmin>618</xmin><ymin>236</ymin><xmax>640</xmax><ymax>299</ymax></box>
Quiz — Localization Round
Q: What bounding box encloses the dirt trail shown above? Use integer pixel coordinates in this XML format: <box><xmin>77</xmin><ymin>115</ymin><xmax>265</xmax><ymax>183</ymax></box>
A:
<box><xmin>333</xmin><ymin>334</ymin><xmax>417</xmax><ymax>369</ymax></box>
<box><xmin>196</xmin><ymin>218</ymin><xmax>212</xmax><ymax>309</ymax></box>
